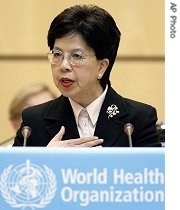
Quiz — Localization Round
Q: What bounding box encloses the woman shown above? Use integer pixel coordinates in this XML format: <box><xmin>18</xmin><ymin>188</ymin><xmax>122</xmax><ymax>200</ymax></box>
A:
<box><xmin>13</xmin><ymin>4</ymin><xmax>161</xmax><ymax>147</ymax></box>
<box><xmin>9</xmin><ymin>83</ymin><xmax>57</xmax><ymax>131</ymax></box>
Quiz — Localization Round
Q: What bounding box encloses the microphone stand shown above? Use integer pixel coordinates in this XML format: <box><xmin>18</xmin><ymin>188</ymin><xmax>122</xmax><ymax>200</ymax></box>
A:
<box><xmin>127</xmin><ymin>133</ymin><xmax>133</xmax><ymax>147</ymax></box>
<box><xmin>124</xmin><ymin>123</ymin><xmax>134</xmax><ymax>147</ymax></box>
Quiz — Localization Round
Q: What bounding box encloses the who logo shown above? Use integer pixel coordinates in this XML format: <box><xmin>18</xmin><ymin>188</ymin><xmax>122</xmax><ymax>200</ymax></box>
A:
<box><xmin>0</xmin><ymin>160</ymin><xmax>57</xmax><ymax>209</ymax></box>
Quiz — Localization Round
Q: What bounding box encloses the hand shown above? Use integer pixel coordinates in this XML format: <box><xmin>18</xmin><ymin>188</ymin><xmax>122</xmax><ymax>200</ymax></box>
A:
<box><xmin>47</xmin><ymin>126</ymin><xmax>104</xmax><ymax>147</ymax></box>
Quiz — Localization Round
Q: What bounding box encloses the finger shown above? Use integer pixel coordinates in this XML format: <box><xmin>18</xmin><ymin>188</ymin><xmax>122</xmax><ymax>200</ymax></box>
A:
<box><xmin>52</xmin><ymin>126</ymin><xmax>65</xmax><ymax>142</ymax></box>
<box><xmin>71</xmin><ymin>136</ymin><xmax>98</xmax><ymax>145</ymax></box>
<box><xmin>79</xmin><ymin>138</ymin><xmax>104</xmax><ymax>147</ymax></box>
<box><xmin>72</xmin><ymin>137</ymin><xmax>104</xmax><ymax>147</ymax></box>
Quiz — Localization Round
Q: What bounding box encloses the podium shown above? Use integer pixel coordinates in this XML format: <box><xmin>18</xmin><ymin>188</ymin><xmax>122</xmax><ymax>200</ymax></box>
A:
<box><xmin>0</xmin><ymin>147</ymin><xmax>164</xmax><ymax>210</ymax></box>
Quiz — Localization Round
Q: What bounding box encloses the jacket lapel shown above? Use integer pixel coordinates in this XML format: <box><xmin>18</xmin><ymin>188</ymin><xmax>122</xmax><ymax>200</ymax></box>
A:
<box><xmin>43</xmin><ymin>96</ymin><xmax>80</xmax><ymax>140</ymax></box>
<box><xmin>94</xmin><ymin>87</ymin><xmax>129</xmax><ymax>146</ymax></box>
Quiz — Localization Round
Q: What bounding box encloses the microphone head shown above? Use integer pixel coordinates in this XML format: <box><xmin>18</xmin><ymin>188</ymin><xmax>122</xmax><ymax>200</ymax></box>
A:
<box><xmin>124</xmin><ymin>123</ymin><xmax>134</xmax><ymax>136</ymax></box>
<box><xmin>21</xmin><ymin>126</ymin><xmax>31</xmax><ymax>138</ymax></box>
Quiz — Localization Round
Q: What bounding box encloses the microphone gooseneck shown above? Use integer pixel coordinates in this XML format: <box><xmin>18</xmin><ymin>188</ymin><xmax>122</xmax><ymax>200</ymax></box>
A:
<box><xmin>124</xmin><ymin>123</ymin><xmax>134</xmax><ymax>147</ymax></box>
<box><xmin>21</xmin><ymin>126</ymin><xmax>31</xmax><ymax>146</ymax></box>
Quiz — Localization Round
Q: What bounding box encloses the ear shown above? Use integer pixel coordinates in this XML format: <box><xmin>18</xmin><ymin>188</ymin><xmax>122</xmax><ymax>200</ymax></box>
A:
<box><xmin>98</xmin><ymin>58</ymin><xmax>109</xmax><ymax>79</ymax></box>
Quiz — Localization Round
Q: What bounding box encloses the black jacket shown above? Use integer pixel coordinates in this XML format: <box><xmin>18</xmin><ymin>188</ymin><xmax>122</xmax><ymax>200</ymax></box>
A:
<box><xmin>13</xmin><ymin>87</ymin><xmax>161</xmax><ymax>147</ymax></box>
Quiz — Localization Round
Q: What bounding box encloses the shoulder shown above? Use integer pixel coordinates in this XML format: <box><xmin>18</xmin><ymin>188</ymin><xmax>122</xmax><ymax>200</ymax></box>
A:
<box><xmin>124</xmin><ymin>97</ymin><xmax>156</xmax><ymax>112</ymax></box>
<box><xmin>107</xmin><ymin>87</ymin><xmax>157</xmax><ymax>115</ymax></box>
<box><xmin>22</xmin><ymin>95</ymin><xmax>69</xmax><ymax>117</ymax></box>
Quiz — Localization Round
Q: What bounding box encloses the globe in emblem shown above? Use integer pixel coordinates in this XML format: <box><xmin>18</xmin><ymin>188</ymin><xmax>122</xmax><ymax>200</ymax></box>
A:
<box><xmin>0</xmin><ymin>160</ymin><xmax>57</xmax><ymax>209</ymax></box>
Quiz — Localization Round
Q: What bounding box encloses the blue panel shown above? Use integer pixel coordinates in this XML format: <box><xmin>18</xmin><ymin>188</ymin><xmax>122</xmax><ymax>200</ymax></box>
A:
<box><xmin>0</xmin><ymin>147</ymin><xmax>165</xmax><ymax>210</ymax></box>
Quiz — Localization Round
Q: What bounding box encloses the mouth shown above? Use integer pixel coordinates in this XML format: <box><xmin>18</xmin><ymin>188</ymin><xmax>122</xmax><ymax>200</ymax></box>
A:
<box><xmin>59</xmin><ymin>78</ymin><xmax>74</xmax><ymax>88</ymax></box>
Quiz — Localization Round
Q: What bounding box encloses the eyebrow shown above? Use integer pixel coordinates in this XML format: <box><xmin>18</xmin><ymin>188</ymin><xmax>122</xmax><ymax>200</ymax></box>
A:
<box><xmin>53</xmin><ymin>47</ymin><xmax>85</xmax><ymax>52</ymax></box>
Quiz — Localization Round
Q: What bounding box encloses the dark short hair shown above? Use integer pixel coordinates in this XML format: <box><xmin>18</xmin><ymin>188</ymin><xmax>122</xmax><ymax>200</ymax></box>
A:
<box><xmin>47</xmin><ymin>4</ymin><xmax>121</xmax><ymax>89</ymax></box>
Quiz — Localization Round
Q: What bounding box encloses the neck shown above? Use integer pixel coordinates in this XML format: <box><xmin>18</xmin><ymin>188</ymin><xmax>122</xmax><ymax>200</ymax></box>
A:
<box><xmin>73</xmin><ymin>86</ymin><xmax>104</xmax><ymax>107</ymax></box>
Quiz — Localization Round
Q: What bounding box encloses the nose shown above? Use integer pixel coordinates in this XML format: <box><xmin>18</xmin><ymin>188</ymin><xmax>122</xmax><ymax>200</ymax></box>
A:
<box><xmin>58</xmin><ymin>55</ymin><xmax>72</xmax><ymax>72</ymax></box>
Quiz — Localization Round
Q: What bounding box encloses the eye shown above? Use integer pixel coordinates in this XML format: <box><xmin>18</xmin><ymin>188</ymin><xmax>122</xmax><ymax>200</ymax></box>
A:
<box><xmin>53</xmin><ymin>50</ymin><xmax>63</xmax><ymax>58</ymax></box>
<box><xmin>72</xmin><ymin>52</ymin><xmax>84</xmax><ymax>60</ymax></box>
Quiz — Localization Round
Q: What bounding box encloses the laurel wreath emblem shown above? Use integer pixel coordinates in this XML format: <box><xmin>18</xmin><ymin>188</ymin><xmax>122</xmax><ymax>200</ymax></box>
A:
<box><xmin>0</xmin><ymin>164</ymin><xmax>57</xmax><ymax>209</ymax></box>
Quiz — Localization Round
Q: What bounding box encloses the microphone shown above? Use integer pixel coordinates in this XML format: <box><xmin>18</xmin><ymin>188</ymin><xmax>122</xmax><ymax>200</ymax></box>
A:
<box><xmin>124</xmin><ymin>123</ymin><xmax>134</xmax><ymax>147</ymax></box>
<box><xmin>21</xmin><ymin>126</ymin><xmax>31</xmax><ymax>146</ymax></box>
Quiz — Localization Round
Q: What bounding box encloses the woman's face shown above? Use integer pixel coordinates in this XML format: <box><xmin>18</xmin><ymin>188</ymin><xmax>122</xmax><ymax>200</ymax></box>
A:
<box><xmin>51</xmin><ymin>34</ymin><xmax>108</xmax><ymax>107</ymax></box>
